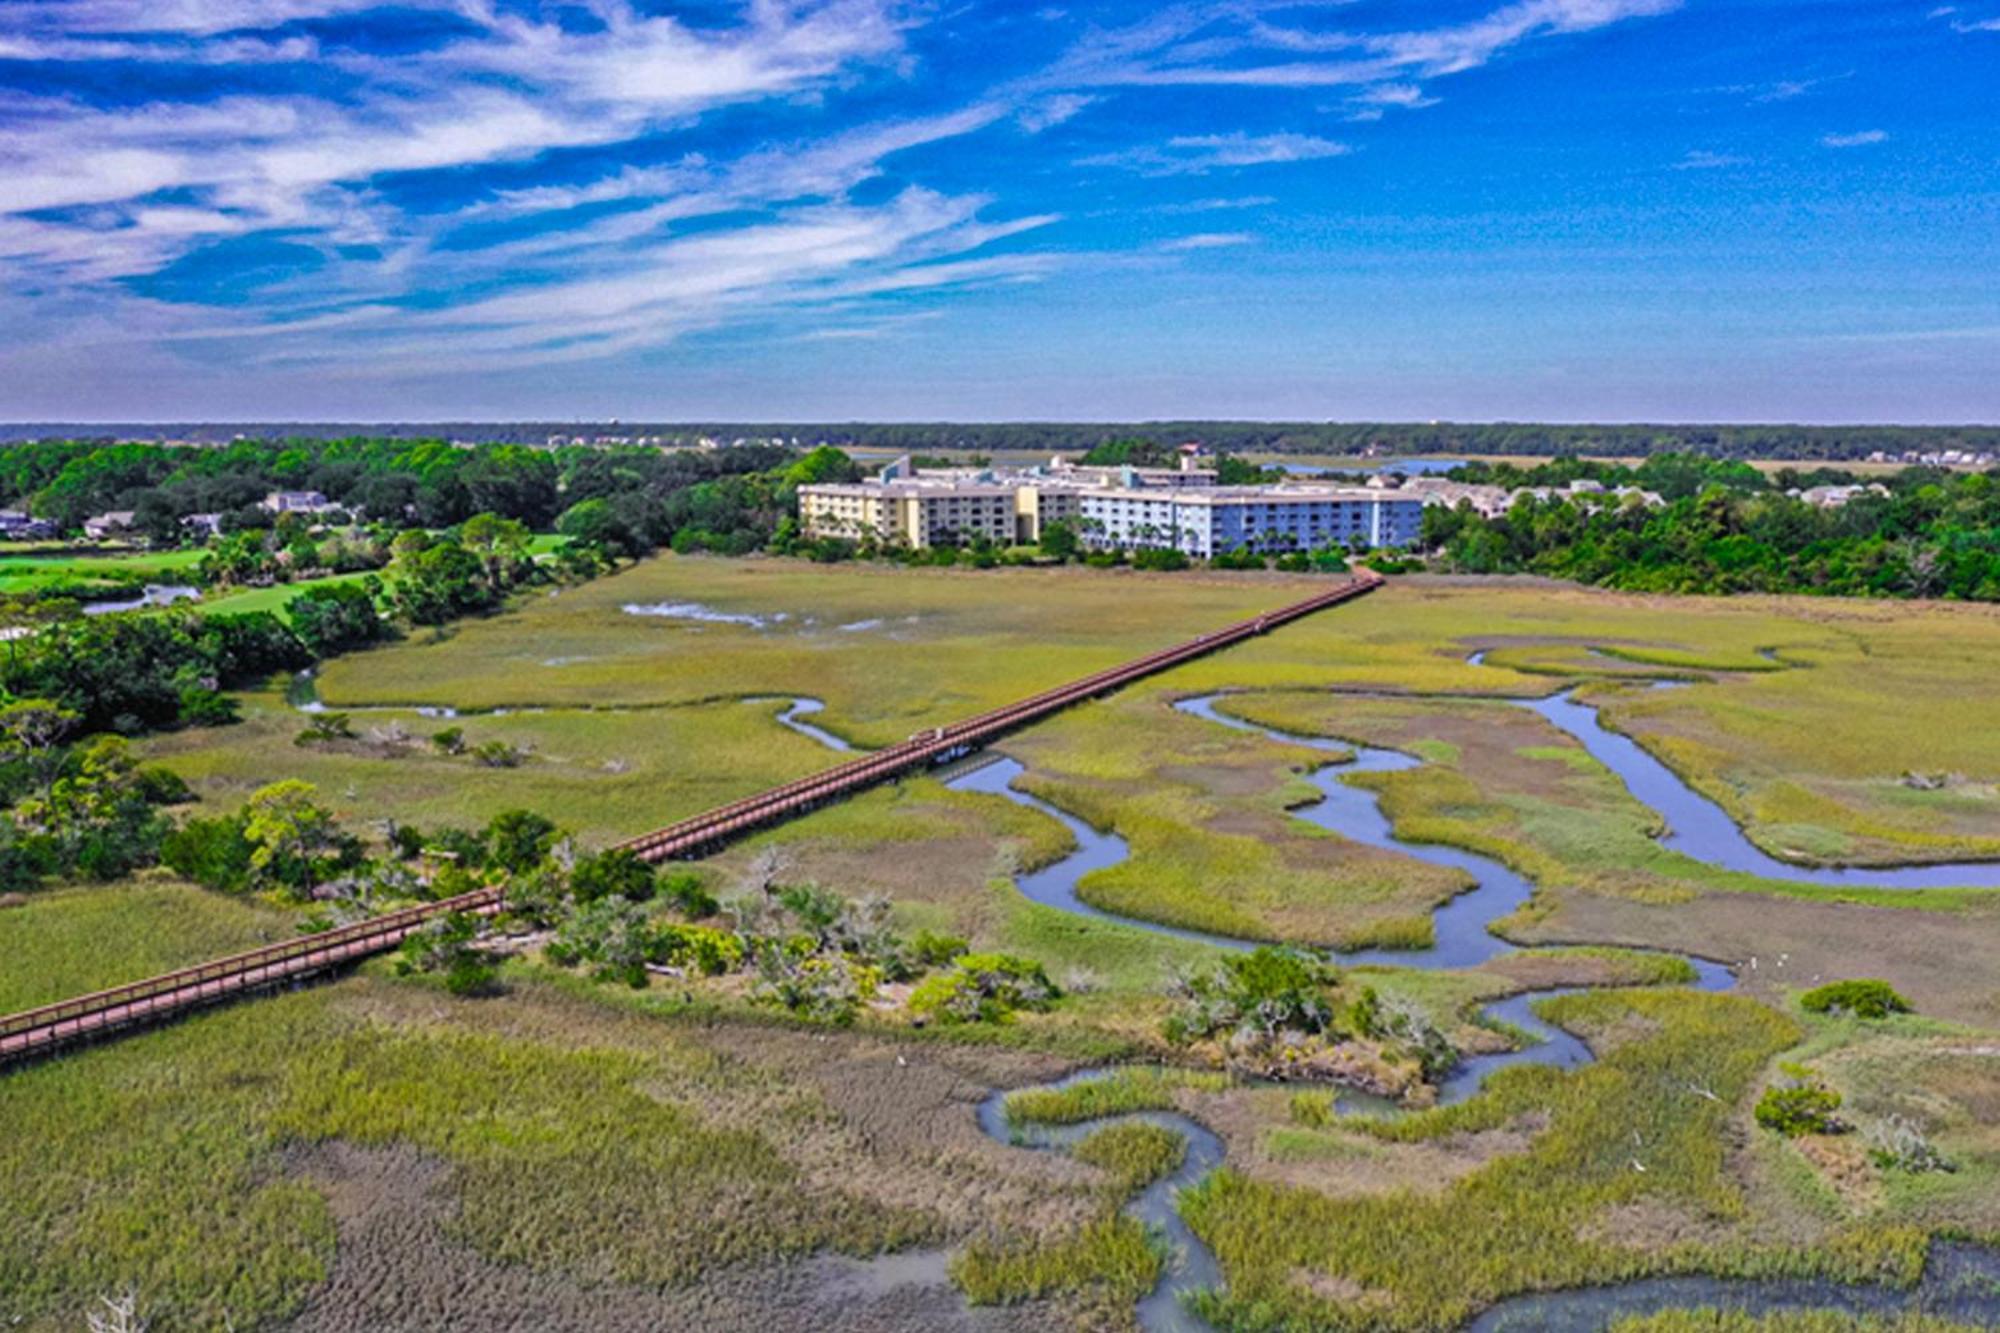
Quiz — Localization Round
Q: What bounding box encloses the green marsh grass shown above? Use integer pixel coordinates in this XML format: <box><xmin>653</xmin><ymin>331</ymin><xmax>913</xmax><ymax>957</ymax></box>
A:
<box><xmin>0</xmin><ymin>878</ymin><xmax>290</xmax><ymax>1012</ymax></box>
<box><xmin>1072</xmin><ymin>1121</ymin><xmax>1188</xmax><ymax>1193</ymax></box>
<box><xmin>1171</xmin><ymin>987</ymin><xmax>1948</xmax><ymax>1332</ymax></box>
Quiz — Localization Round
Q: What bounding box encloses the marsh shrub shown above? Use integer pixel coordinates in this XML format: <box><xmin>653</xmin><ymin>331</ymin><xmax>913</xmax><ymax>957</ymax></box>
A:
<box><xmin>1864</xmin><ymin>1113</ymin><xmax>1955</xmax><ymax>1174</ymax></box>
<box><xmin>568</xmin><ymin>847</ymin><xmax>655</xmax><ymax>904</ymax></box>
<box><xmin>910</xmin><ymin>929</ymin><xmax>969</xmax><ymax>967</ymax></box>
<box><xmin>546</xmin><ymin>896</ymin><xmax>654</xmax><ymax>987</ymax></box>
<box><xmin>470</xmin><ymin>739</ymin><xmax>525</xmax><ymax>768</ymax></box>
<box><xmin>908</xmin><ymin>952</ymin><xmax>1058</xmax><ymax>1025</ymax></box>
<box><xmin>161</xmin><ymin>812</ymin><xmax>255</xmax><ymax>891</ymax></box>
<box><xmin>652</xmin><ymin>923</ymin><xmax>744</xmax><ymax>976</ymax></box>
<box><xmin>753</xmin><ymin>946</ymin><xmax>875</xmax><ymax>1024</ymax></box>
<box><xmin>658</xmin><ymin>869</ymin><xmax>718</xmax><ymax>918</ymax></box>
<box><xmin>1799</xmin><ymin>979</ymin><xmax>1912</xmax><ymax>1020</ymax></box>
<box><xmin>395</xmin><ymin>911</ymin><xmax>499</xmax><ymax>996</ymax></box>
<box><xmin>1755</xmin><ymin>1066</ymin><xmax>1847</xmax><ymax>1138</ymax></box>
<box><xmin>1165</xmin><ymin>946</ymin><xmax>1337</xmax><ymax>1044</ymax></box>
<box><xmin>483</xmin><ymin>809</ymin><xmax>560</xmax><ymax>874</ymax></box>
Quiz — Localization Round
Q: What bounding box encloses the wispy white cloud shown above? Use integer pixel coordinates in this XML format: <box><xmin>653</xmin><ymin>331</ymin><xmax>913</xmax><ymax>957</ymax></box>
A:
<box><xmin>1821</xmin><ymin>129</ymin><xmax>1888</xmax><ymax>148</ymax></box>
<box><xmin>1080</xmin><ymin>131</ymin><xmax>1351</xmax><ymax>175</ymax></box>
<box><xmin>1038</xmin><ymin>0</ymin><xmax>1679</xmax><ymax>94</ymax></box>
<box><xmin>0</xmin><ymin>1</ymin><xmax>1039</xmax><ymax>377</ymax></box>
<box><xmin>1017</xmin><ymin>93</ymin><xmax>1098</xmax><ymax>133</ymax></box>
<box><xmin>1153</xmin><ymin>195</ymin><xmax>1277</xmax><ymax>214</ymax></box>
<box><xmin>1156</xmin><ymin>231</ymin><xmax>1254</xmax><ymax>251</ymax></box>
<box><xmin>1673</xmin><ymin>149</ymin><xmax>1747</xmax><ymax>170</ymax></box>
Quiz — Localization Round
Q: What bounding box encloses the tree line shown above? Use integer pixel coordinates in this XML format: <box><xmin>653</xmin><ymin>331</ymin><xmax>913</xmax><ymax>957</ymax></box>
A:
<box><xmin>11</xmin><ymin>422</ymin><xmax>1998</xmax><ymax>462</ymax></box>
<box><xmin>1424</xmin><ymin>456</ymin><xmax>2000</xmax><ymax>599</ymax></box>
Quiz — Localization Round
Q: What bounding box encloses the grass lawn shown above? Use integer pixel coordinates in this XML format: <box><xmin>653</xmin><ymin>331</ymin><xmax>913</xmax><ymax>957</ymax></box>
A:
<box><xmin>198</xmin><ymin>571</ymin><xmax>376</xmax><ymax>620</ymax></box>
<box><xmin>0</xmin><ymin>547</ymin><xmax>207</xmax><ymax>594</ymax></box>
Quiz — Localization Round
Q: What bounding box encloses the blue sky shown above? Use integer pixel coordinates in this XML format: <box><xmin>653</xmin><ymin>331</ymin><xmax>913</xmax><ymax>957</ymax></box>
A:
<box><xmin>0</xmin><ymin>0</ymin><xmax>1994</xmax><ymax>422</ymax></box>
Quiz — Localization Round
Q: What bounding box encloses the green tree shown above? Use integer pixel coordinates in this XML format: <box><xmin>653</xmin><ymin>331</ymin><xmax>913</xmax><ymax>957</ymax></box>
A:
<box><xmin>1039</xmin><ymin>519</ymin><xmax>1081</xmax><ymax>563</ymax></box>
<box><xmin>484</xmin><ymin>808</ymin><xmax>560</xmax><ymax>874</ymax></box>
<box><xmin>241</xmin><ymin>779</ymin><xmax>353</xmax><ymax>898</ymax></box>
<box><xmin>459</xmin><ymin>512</ymin><xmax>532</xmax><ymax>593</ymax></box>
<box><xmin>0</xmin><ymin>698</ymin><xmax>79</xmax><ymax>806</ymax></box>
<box><xmin>569</xmin><ymin>847</ymin><xmax>656</xmax><ymax>904</ymax></box>
<box><xmin>286</xmin><ymin>579</ymin><xmax>389</xmax><ymax>657</ymax></box>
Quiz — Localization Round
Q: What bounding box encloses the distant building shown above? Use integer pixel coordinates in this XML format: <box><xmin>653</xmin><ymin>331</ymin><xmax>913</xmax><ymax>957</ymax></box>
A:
<box><xmin>260</xmin><ymin>490</ymin><xmax>340</xmax><ymax>515</ymax></box>
<box><xmin>0</xmin><ymin>509</ymin><xmax>57</xmax><ymax>541</ymax></box>
<box><xmin>1077</xmin><ymin>486</ymin><xmax>1422</xmax><ymax>557</ymax></box>
<box><xmin>799</xmin><ymin>454</ymin><xmax>1419</xmax><ymax>554</ymax></box>
<box><xmin>82</xmin><ymin>510</ymin><xmax>137</xmax><ymax>540</ymax></box>
<box><xmin>1792</xmin><ymin>483</ymin><xmax>1890</xmax><ymax>509</ymax></box>
<box><xmin>182</xmin><ymin>512</ymin><xmax>224</xmax><ymax>538</ymax></box>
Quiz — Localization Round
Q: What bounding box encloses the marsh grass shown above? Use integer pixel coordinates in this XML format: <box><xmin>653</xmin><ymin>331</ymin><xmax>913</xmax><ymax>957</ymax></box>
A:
<box><xmin>1072</xmin><ymin>1121</ymin><xmax>1188</xmax><ymax>1193</ymax></box>
<box><xmin>1610</xmin><ymin>1313</ymin><xmax>1988</xmax><ymax>1333</ymax></box>
<box><xmin>0</xmin><ymin>877</ymin><xmax>290</xmax><ymax>1012</ymax></box>
<box><xmin>1170</xmin><ymin>988</ymin><xmax>1957</xmax><ymax>1331</ymax></box>
<box><xmin>0</xmin><ymin>976</ymin><xmax>963</xmax><ymax>1330</ymax></box>
<box><xmin>142</xmin><ymin>686</ymin><xmax>837</xmax><ymax>845</ymax></box>
<box><xmin>949</xmin><ymin>1215</ymin><xmax>1164</xmax><ymax>1309</ymax></box>
<box><xmin>1005</xmin><ymin>1067</ymin><xmax>1232</xmax><ymax>1128</ymax></box>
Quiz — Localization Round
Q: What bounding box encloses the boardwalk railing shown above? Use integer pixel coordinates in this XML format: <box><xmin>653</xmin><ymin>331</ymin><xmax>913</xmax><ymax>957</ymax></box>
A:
<box><xmin>0</xmin><ymin>571</ymin><xmax>1380</xmax><ymax>1066</ymax></box>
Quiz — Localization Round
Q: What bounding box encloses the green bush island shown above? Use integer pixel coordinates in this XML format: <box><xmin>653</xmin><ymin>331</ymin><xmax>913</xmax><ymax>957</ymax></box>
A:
<box><xmin>1755</xmin><ymin>1065</ymin><xmax>1848</xmax><ymax>1138</ymax></box>
<box><xmin>908</xmin><ymin>952</ymin><xmax>1059</xmax><ymax>1025</ymax></box>
<box><xmin>1799</xmin><ymin>979</ymin><xmax>1912</xmax><ymax>1020</ymax></box>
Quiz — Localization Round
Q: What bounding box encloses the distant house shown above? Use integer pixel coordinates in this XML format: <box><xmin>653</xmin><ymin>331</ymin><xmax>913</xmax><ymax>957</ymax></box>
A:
<box><xmin>83</xmin><ymin>510</ymin><xmax>137</xmax><ymax>541</ymax></box>
<box><xmin>182</xmin><ymin>512</ymin><xmax>224</xmax><ymax>538</ymax></box>
<box><xmin>260</xmin><ymin>490</ymin><xmax>343</xmax><ymax>516</ymax></box>
<box><xmin>0</xmin><ymin>509</ymin><xmax>57</xmax><ymax>541</ymax></box>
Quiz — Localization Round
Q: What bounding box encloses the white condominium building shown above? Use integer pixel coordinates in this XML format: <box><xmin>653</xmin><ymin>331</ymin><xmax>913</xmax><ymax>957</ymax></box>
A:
<box><xmin>1077</xmin><ymin>486</ymin><xmax>1423</xmax><ymax>557</ymax></box>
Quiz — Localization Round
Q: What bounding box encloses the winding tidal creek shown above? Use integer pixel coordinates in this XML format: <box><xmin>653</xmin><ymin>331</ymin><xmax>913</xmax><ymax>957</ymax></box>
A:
<box><xmin>931</xmin><ymin>682</ymin><xmax>2000</xmax><ymax>1331</ymax></box>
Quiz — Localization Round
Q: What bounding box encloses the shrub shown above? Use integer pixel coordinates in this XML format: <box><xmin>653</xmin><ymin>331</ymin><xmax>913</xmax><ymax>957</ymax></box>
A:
<box><xmin>910</xmin><ymin>929</ymin><xmax>969</xmax><ymax>967</ymax></box>
<box><xmin>1131</xmin><ymin>546</ymin><xmax>1189</xmax><ymax>571</ymax></box>
<box><xmin>133</xmin><ymin>765</ymin><xmax>195</xmax><ymax>806</ymax></box>
<box><xmin>1864</xmin><ymin>1113</ymin><xmax>1955</xmax><ymax>1174</ymax></box>
<box><xmin>658</xmin><ymin>869</ymin><xmax>719</xmax><ymax>919</ymax></box>
<box><xmin>1799</xmin><ymin>979</ymin><xmax>1912</xmax><ymax>1020</ymax></box>
<box><xmin>752</xmin><ymin>946</ymin><xmax>870</xmax><ymax>1024</ymax></box>
<box><xmin>395</xmin><ymin>911</ymin><xmax>499</xmax><ymax>997</ymax></box>
<box><xmin>293</xmin><ymin>713</ymin><xmax>355</xmax><ymax>747</ymax></box>
<box><xmin>570</xmin><ymin>847</ymin><xmax>655</xmax><ymax>904</ymax></box>
<box><xmin>429</xmin><ymin>726</ymin><xmax>466</xmax><ymax>755</ymax></box>
<box><xmin>160</xmin><ymin>812</ymin><xmax>254</xmax><ymax>892</ymax></box>
<box><xmin>545</xmin><ymin>896</ymin><xmax>653</xmax><ymax>987</ymax></box>
<box><xmin>1165</xmin><ymin>945</ymin><xmax>1337</xmax><ymax>1044</ymax></box>
<box><xmin>483</xmin><ymin>809</ymin><xmax>560</xmax><ymax>874</ymax></box>
<box><xmin>470</xmin><ymin>739</ymin><xmax>525</xmax><ymax>768</ymax></box>
<box><xmin>651</xmin><ymin>923</ymin><xmax>745</xmax><ymax>976</ymax></box>
<box><xmin>1755</xmin><ymin>1066</ymin><xmax>1847</xmax><ymax>1138</ymax></box>
<box><xmin>908</xmin><ymin>952</ymin><xmax>1058</xmax><ymax>1025</ymax></box>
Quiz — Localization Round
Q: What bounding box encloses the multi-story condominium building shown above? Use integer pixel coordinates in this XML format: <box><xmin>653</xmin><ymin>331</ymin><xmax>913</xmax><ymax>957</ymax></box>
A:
<box><xmin>798</xmin><ymin>481</ymin><xmax>1018</xmax><ymax>548</ymax></box>
<box><xmin>1075</xmin><ymin>486</ymin><xmax>1423</xmax><ymax>557</ymax></box>
<box><xmin>798</xmin><ymin>455</ymin><xmax>1422</xmax><ymax>554</ymax></box>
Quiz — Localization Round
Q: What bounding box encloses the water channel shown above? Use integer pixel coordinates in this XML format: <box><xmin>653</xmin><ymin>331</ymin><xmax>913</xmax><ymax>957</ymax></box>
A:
<box><xmin>927</xmin><ymin>680</ymin><xmax>2000</xmax><ymax>1330</ymax></box>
